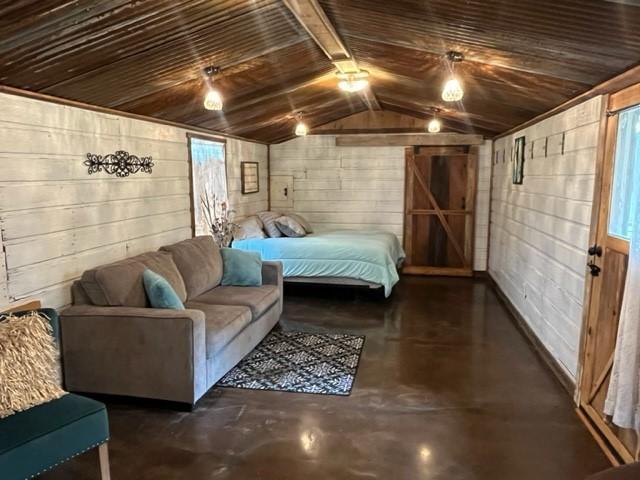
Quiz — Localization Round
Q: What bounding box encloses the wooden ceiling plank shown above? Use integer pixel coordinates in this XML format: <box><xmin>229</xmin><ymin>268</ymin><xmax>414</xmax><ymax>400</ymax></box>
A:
<box><xmin>495</xmin><ymin>64</ymin><xmax>640</xmax><ymax>139</ymax></box>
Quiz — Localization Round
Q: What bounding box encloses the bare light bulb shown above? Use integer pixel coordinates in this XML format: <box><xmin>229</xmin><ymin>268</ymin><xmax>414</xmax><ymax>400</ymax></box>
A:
<box><xmin>204</xmin><ymin>89</ymin><xmax>223</xmax><ymax>110</ymax></box>
<box><xmin>295</xmin><ymin>121</ymin><xmax>308</xmax><ymax>136</ymax></box>
<box><xmin>428</xmin><ymin>117</ymin><xmax>441</xmax><ymax>133</ymax></box>
<box><xmin>442</xmin><ymin>78</ymin><xmax>464</xmax><ymax>102</ymax></box>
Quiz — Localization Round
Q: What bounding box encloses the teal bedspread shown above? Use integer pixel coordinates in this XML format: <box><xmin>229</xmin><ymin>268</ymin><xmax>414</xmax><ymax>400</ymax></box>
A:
<box><xmin>232</xmin><ymin>230</ymin><xmax>405</xmax><ymax>297</ymax></box>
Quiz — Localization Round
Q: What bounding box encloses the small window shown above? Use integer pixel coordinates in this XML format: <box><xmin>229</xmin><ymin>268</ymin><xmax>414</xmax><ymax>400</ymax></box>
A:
<box><xmin>189</xmin><ymin>136</ymin><xmax>227</xmax><ymax>236</ymax></box>
<box><xmin>609</xmin><ymin>105</ymin><xmax>640</xmax><ymax>241</ymax></box>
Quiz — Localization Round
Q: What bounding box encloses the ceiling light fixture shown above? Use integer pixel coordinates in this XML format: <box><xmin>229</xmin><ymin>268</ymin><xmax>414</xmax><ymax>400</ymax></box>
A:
<box><xmin>295</xmin><ymin>112</ymin><xmax>308</xmax><ymax>136</ymax></box>
<box><xmin>427</xmin><ymin>108</ymin><xmax>441</xmax><ymax>133</ymax></box>
<box><xmin>203</xmin><ymin>66</ymin><xmax>223</xmax><ymax>111</ymax></box>
<box><xmin>442</xmin><ymin>51</ymin><xmax>464</xmax><ymax>102</ymax></box>
<box><xmin>336</xmin><ymin>70</ymin><xmax>369</xmax><ymax>93</ymax></box>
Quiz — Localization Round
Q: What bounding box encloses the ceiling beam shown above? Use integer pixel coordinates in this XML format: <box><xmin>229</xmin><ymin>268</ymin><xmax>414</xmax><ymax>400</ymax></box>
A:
<box><xmin>282</xmin><ymin>0</ymin><xmax>352</xmax><ymax>62</ymax></box>
<box><xmin>336</xmin><ymin>133</ymin><xmax>484</xmax><ymax>147</ymax></box>
<box><xmin>282</xmin><ymin>0</ymin><xmax>381</xmax><ymax>110</ymax></box>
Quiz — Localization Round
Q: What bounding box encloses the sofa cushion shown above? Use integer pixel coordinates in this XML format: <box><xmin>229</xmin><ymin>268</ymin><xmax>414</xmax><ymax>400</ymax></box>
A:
<box><xmin>0</xmin><ymin>394</ymin><xmax>109</xmax><ymax>479</ymax></box>
<box><xmin>191</xmin><ymin>285</ymin><xmax>279</xmax><ymax>320</ymax></box>
<box><xmin>185</xmin><ymin>302</ymin><xmax>252</xmax><ymax>358</ymax></box>
<box><xmin>221</xmin><ymin>248</ymin><xmax>262</xmax><ymax>287</ymax></box>
<box><xmin>143</xmin><ymin>270</ymin><xmax>185</xmax><ymax>310</ymax></box>
<box><xmin>80</xmin><ymin>259</ymin><xmax>147</xmax><ymax>307</ymax></box>
<box><xmin>134</xmin><ymin>251</ymin><xmax>187</xmax><ymax>303</ymax></box>
<box><xmin>161</xmin><ymin>236</ymin><xmax>223</xmax><ymax>299</ymax></box>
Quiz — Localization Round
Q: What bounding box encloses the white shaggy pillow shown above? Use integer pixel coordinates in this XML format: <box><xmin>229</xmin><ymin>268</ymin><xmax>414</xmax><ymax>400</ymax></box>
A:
<box><xmin>0</xmin><ymin>312</ymin><xmax>66</xmax><ymax>418</ymax></box>
<box><xmin>234</xmin><ymin>215</ymin><xmax>266</xmax><ymax>240</ymax></box>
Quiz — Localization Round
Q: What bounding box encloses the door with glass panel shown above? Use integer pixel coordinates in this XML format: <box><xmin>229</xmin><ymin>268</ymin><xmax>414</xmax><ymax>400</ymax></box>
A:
<box><xmin>578</xmin><ymin>85</ymin><xmax>640</xmax><ymax>464</ymax></box>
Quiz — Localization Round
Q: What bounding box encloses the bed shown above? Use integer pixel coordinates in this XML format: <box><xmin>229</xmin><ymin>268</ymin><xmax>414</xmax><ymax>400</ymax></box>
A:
<box><xmin>232</xmin><ymin>230</ymin><xmax>405</xmax><ymax>297</ymax></box>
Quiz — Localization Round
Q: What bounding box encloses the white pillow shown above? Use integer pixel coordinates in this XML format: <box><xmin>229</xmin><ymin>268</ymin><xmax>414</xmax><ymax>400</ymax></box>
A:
<box><xmin>275</xmin><ymin>215</ymin><xmax>306</xmax><ymax>238</ymax></box>
<box><xmin>288</xmin><ymin>213</ymin><xmax>313</xmax><ymax>234</ymax></box>
<box><xmin>234</xmin><ymin>216</ymin><xmax>266</xmax><ymax>240</ymax></box>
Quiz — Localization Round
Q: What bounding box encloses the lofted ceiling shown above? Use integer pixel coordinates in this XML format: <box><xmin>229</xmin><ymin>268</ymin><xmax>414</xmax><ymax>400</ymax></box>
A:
<box><xmin>1</xmin><ymin>0</ymin><xmax>639</xmax><ymax>143</ymax></box>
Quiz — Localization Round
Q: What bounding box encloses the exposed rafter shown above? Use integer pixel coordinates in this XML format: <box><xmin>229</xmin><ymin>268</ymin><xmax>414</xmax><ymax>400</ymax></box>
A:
<box><xmin>282</xmin><ymin>0</ymin><xmax>381</xmax><ymax>111</ymax></box>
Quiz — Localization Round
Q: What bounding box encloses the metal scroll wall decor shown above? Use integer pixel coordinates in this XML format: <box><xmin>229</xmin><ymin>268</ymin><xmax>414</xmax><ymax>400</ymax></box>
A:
<box><xmin>84</xmin><ymin>150</ymin><xmax>154</xmax><ymax>177</ymax></box>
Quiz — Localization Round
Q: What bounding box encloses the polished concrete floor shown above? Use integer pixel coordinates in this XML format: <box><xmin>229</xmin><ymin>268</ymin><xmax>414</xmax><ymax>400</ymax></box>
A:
<box><xmin>42</xmin><ymin>277</ymin><xmax>609</xmax><ymax>479</ymax></box>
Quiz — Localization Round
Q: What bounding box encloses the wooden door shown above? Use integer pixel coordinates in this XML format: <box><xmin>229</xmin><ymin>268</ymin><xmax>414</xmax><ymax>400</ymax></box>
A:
<box><xmin>403</xmin><ymin>145</ymin><xmax>477</xmax><ymax>276</ymax></box>
<box><xmin>578</xmin><ymin>84</ymin><xmax>640</xmax><ymax>464</ymax></box>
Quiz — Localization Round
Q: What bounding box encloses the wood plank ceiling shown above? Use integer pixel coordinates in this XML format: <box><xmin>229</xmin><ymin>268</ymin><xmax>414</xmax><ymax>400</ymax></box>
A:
<box><xmin>1</xmin><ymin>0</ymin><xmax>639</xmax><ymax>143</ymax></box>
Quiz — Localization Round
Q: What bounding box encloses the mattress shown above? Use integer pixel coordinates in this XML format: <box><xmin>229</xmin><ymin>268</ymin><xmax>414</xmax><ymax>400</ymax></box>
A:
<box><xmin>232</xmin><ymin>230</ymin><xmax>405</xmax><ymax>297</ymax></box>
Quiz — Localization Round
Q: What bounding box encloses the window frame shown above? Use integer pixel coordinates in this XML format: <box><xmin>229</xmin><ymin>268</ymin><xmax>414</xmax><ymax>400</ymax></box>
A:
<box><xmin>187</xmin><ymin>133</ymin><xmax>228</xmax><ymax>237</ymax></box>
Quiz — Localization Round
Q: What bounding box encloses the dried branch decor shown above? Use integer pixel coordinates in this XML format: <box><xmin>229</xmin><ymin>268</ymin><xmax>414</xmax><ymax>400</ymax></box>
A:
<box><xmin>201</xmin><ymin>192</ymin><xmax>237</xmax><ymax>247</ymax></box>
<box><xmin>84</xmin><ymin>150</ymin><xmax>154</xmax><ymax>177</ymax></box>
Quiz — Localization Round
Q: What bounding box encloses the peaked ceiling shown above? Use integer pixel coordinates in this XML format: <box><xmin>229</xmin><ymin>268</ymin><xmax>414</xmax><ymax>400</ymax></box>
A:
<box><xmin>1</xmin><ymin>0</ymin><xmax>639</xmax><ymax>143</ymax></box>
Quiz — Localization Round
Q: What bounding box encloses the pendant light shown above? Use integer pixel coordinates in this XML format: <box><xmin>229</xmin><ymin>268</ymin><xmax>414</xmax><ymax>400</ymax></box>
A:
<box><xmin>441</xmin><ymin>51</ymin><xmax>464</xmax><ymax>102</ymax></box>
<box><xmin>203</xmin><ymin>66</ymin><xmax>223</xmax><ymax>111</ymax></box>
<box><xmin>427</xmin><ymin>108</ymin><xmax>441</xmax><ymax>133</ymax></box>
<box><xmin>295</xmin><ymin>112</ymin><xmax>308</xmax><ymax>136</ymax></box>
<box><xmin>336</xmin><ymin>70</ymin><xmax>370</xmax><ymax>93</ymax></box>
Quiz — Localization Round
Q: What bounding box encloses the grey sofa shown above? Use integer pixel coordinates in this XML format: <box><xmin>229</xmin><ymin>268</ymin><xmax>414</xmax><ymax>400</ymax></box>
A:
<box><xmin>60</xmin><ymin>236</ymin><xmax>283</xmax><ymax>407</ymax></box>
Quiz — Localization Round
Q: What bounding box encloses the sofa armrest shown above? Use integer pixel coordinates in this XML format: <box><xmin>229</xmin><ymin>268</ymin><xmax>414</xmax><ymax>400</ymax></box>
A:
<box><xmin>60</xmin><ymin>305</ymin><xmax>207</xmax><ymax>405</ymax></box>
<box><xmin>262</xmin><ymin>261</ymin><xmax>283</xmax><ymax>314</ymax></box>
<box><xmin>262</xmin><ymin>261</ymin><xmax>283</xmax><ymax>287</ymax></box>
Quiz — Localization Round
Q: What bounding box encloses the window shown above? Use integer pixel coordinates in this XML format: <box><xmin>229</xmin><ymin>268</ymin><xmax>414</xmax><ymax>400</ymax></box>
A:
<box><xmin>189</xmin><ymin>135</ymin><xmax>227</xmax><ymax>236</ymax></box>
<box><xmin>609</xmin><ymin>105</ymin><xmax>640</xmax><ymax>241</ymax></box>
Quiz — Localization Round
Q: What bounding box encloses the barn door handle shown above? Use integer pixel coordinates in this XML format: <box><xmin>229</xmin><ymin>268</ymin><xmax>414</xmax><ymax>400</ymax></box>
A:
<box><xmin>283</xmin><ymin>187</ymin><xmax>288</xmax><ymax>197</ymax></box>
<box><xmin>588</xmin><ymin>244</ymin><xmax>602</xmax><ymax>257</ymax></box>
<box><xmin>588</xmin><ymin>261</ymin><xmax>601</xmax><ymax>277</ymax></box>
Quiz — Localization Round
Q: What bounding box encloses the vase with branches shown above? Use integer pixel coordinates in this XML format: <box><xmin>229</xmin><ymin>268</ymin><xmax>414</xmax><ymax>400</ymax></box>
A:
<box><xmin>200</xmin><ymin>191</ymin><xmax>237</xmax><ymax>247</ymax></box>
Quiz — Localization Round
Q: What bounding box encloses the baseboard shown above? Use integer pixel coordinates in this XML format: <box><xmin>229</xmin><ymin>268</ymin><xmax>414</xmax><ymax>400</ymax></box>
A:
<box><xmin>486</xmin><ymin>273</ymin><xmax>576</xmax><ymax>396</ymax></box>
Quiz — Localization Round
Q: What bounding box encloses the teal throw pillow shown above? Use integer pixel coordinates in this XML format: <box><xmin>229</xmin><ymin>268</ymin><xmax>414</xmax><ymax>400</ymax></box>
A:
<box><xmin>221</xmin><ymin>248</ymin><xmax>262</xmax><ymax>287</ymax></box>
<box><xmin>143</xmin><ymin>269</ymin><xmax>185</xmax><ymax>310</ymax></box>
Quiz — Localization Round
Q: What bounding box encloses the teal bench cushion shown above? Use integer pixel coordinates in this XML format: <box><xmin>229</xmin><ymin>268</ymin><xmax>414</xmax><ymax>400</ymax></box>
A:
<box><xmin>0</xmin><ymin>394</ymin><xmax>109</xmax><ymax>480</ymax></box>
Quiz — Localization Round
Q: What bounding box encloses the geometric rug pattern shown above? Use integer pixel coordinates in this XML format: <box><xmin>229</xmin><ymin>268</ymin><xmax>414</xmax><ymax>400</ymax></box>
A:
<box><xmin>217</xmin><ymin>329</ymin><xmax>365</xmax><ymax>396</ymax></box>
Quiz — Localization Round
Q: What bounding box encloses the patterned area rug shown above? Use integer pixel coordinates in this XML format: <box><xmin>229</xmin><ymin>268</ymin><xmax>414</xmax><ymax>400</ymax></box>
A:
<box><xmin>217</xmin><ymin>329</ymin><xmax>365</xmax><ymax>396</ymax></box>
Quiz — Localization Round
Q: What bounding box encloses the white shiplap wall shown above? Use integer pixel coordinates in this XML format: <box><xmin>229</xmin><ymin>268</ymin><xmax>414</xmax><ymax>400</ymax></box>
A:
<box><xmin>227</xmin><ymin>139</ymin><xmax>269</xmax><ymax>220</ymax></box>
<box><xmin>474</xmin><ymin>140</ymin><xmax>492</xmax><ymax>271</ymax></box>
<box><xmin>270</xmin><ymin>135</ymin><xmax>406</xmax><ymax>237</ymax></box>
<box><xmin>270</xmin><ymin>135</ymin><xmax>492</xmax><ymax>270</ymax></box>
<box><xmin>0</xmin><ymin>93</ymin><xmax>267</xmax><ymax>309</ymax></box>
<box><xmin>489</xmin><ymin>95</ymin><xmax>603</xmax><ymax>378</ymax></box>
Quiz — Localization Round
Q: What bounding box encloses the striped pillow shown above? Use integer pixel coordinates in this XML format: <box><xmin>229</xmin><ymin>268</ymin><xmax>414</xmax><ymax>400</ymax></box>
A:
<box><xmin>257</xmin><ymin>211</ymin><xmax>282</xmax><ymax>238</ymax></box>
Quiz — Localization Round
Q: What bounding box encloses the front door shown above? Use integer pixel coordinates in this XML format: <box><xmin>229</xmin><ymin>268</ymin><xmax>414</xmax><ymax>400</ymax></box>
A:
<box><xmin>403</xmin><ymin>145</ymin><xmax>477</xmax><ymax>276</ymax></box>
<box><xmin>578</xmin><ymin>84</ymin><xmax>640</xmax><ymax>464</ymax></box>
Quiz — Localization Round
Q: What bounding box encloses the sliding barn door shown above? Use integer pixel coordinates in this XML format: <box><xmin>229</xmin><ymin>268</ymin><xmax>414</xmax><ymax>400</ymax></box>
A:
<box><xmin>578</xmin><ymin>85</ymin><xmax>640</xmax><ymax>464</ymax></box>
<box><xmin>403</xmin><ymin>146</ymin><xmax>477</xmax><ymax>276</ymax></box>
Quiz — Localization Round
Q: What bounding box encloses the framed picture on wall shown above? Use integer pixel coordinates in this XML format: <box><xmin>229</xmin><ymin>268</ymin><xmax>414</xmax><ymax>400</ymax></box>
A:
<box><xmin>241</xmin><ymin>161</ymin><xmax>259</xmax><ymax>194</ymax></box>
<box><xmin>513</xmin><ymin>136</ymin><xmax>525</xmax><ymax>185</ymax></box>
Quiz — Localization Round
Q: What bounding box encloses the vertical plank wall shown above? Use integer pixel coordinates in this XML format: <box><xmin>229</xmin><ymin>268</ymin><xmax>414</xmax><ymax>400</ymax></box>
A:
<box><xmin>0</xmin><ymin>230</ymin><xmax>7</xmax><ymax>305</ymax></box>
<box><xmin>270</xmin><ymin>135</ymin><xmax>492</xmax><ymax>270</ymax></box>
<box><xmin>0</xmin><ymin>93</ymin><xmax>267</xmax><ymax>309</ymax></box>
<box><xmin>489</xmin><ymin>95</ymin><xmax>603</xmax><ymax>378</ymax></box>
